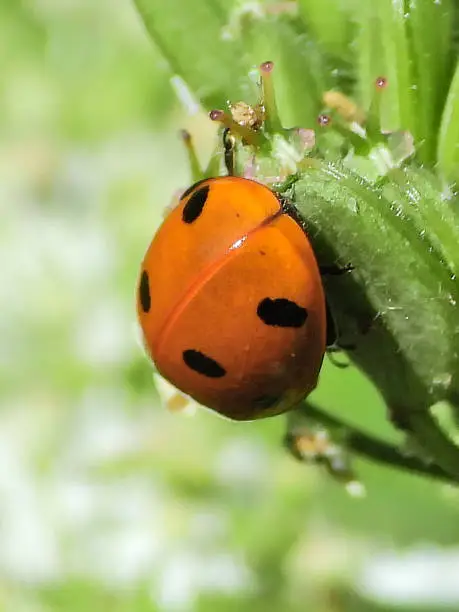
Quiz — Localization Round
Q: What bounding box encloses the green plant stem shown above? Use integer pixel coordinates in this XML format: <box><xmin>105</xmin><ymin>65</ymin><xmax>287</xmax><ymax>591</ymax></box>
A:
<box><xmin>294</xmin><ymin>402</ymin><xmax>455</xmax><ymax>485</ymax></box>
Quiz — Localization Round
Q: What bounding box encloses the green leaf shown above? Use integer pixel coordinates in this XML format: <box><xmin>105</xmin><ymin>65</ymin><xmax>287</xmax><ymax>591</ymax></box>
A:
<box><xmin>352</xmin><ymin>0</ymin><xmax>415</xmax><ymax>134</ymax></box>
<box><xmin>438</xmin><ymin>58</ymin><xmax>459</xmax><ymax>182</ymax></box>
<box><xmin>405</xmin><ymin>0</ymin><xmax>455</xmax><ymax>164</ymax></box>
<box><xmin>287</xmin><ymin>163</ymin><xmax>459</xmax><ymax>408</ymax></box>
<box><xmin>242</xmin><ymin>16</ymin><xmax>327</xmax><ymax>128</ymax></box>
<box><xmin>133</xmin><ymin>0</ymin><xmax>254</xmax><ymax>108</ymax></box>
<box><xmin>297</xmin><ymin>0</ymin><xmax>352</xmax><ymax>59</ymax></box>
<box><xmin>383</xmin><ymin>166</ymin><xmax>459</xmax><ymax>275</ymax></box>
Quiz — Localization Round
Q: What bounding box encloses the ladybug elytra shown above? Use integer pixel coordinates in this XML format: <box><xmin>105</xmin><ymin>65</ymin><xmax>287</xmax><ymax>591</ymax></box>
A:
<box><xmin>137</xmin><ymin>176</ymin><xmax>327</xmax><ymax>421</ymax></box>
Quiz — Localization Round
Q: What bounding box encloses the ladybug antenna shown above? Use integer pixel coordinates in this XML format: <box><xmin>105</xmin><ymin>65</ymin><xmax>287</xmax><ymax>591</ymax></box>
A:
<box><xmin>259</xmin><ymin>61</ymin><xmax>283</xmax><ymax>134</ymax></box>
<box><xmin>209</xmin><ymin>109</ymin><xmax>259</xmax><ymax>146</ymax></box>
<box><xmin>180</xmin><ymin>129</ymin><xmax>203</xmax><ymax>182</ymax></box>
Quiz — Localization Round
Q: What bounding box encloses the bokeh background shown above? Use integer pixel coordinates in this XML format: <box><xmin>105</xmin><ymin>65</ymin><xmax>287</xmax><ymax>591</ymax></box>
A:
<box><xmin>3</xmin><ymin>1</ymin><xmax>459</xmax><ymax>610</ymax></box>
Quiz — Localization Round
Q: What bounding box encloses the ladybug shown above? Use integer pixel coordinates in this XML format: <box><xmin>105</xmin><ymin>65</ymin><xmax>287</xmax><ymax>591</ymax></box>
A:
<box><xmin>137</xmin><ymin>176</ymin><xmax>327</xmax><ymax>421</ymax></box>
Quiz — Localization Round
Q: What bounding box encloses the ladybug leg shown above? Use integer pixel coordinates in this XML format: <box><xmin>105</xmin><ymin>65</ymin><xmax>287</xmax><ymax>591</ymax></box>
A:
<box><xmin>319</xmin><ymin>262</ymin><xmax>354</xmax><ymax>276</ymax></box>
<box><xmin>327</xmin><ymin>305</ymin><xmax>379</xmax><ymax>359</ymax></box>
<box><xmin>325</xmin><ymin>300</ymin><xmax>338</xmax><ymax>347</ymax></box>
<box><xmin>322</xmin><ymin>263</ymin><xmax>373</xmax><ymax>361</ymax></box>
<box><xmin>324</xmin><ymin>299</ymin><xmax>357</xmax><ymax>369</ymax></box>
<box><xmin>325</xmin><ymin>299</ymin><xmax>356</xmax><ymax>349</ymax></box>
<box><xmin>222</xmin><ymin>127</ymin><xmax>236</xmax><ymax>176</ymax></box>
<box><xmin>321</xmin><ymin>264</ymin><xmax>358</xmax><ymax>356</ymax></box>
<box><xmin>326</xmin><ymin>348</ymin><xmax>351</xmax><ymax>368</ymax></box>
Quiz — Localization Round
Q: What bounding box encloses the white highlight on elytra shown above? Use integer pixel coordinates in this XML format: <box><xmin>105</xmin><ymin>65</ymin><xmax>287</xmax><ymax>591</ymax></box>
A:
<box><xmin>229</xmin><ymin>236</ymin><xmax>247</xmax><ymax>251</ymax></box>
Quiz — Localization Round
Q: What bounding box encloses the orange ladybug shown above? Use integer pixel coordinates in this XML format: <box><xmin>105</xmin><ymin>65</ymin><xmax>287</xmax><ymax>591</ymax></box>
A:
<box><xmin>137</xmin><ymin>176</ymin><xmax>326</xmax><ymax>421</ymax></box>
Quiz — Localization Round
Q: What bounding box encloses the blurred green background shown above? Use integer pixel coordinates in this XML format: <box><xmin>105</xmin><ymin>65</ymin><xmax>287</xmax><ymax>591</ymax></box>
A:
<box><xmin>2</xmin><ymin>1</ymin><xmax>459</xmax><ymax>611</ymax></box>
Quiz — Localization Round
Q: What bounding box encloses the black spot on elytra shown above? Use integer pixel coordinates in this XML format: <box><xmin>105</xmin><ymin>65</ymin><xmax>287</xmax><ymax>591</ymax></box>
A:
<box><xmin>257</xmin><ymin>298</ymin><xmax>308</xmax><ymax>328</ymax></box>
<box><xmin>139</xmin><ymin>270</ymin><xmax>151</xmax><ymax>313</ymax></box>
<box><xmin>180</xmin><ymin>178</ymin><xmax>209</xmax><ymax>201</ymax></box>
<box><xmin>183</xmin><ymin>349</ymin><xmax>226</xmax><ymax>378</ymax></box>
<box><xmin>253</xmin><ymin>394</ymin><xmax>280</xmax><ymax>409</ymax></box>
<box><xmin>182</xmin><ymin>185</ymin><xmax>210</xmax><ymax>223</ymax></box>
